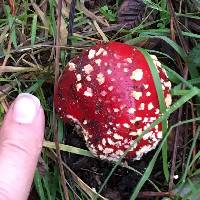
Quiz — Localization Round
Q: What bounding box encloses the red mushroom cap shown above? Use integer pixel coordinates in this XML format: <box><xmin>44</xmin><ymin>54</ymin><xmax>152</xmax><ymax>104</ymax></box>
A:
<box><xmin>54</xmin><ymin>42</ymin><xmax>172</xmax><ymax>161</ymax></box>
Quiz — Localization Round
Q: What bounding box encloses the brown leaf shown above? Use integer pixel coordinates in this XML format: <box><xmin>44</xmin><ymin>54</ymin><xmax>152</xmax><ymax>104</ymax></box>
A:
<box><xmin>118</xmin><ymin>0</ymin><xmax>157</xmax><ymax>28</ymax></box>
<box><xmin>85</xmin><ymin>0</ymin><xmax>109</xmax><ymax>8</ymax></box>
<box><xmin>94</xmin><ymin>0</ymin><xmax>107</xmax><ymax>6</ymax></box>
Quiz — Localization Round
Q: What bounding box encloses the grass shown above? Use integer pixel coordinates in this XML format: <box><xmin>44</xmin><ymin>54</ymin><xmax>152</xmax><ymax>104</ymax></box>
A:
<box><xmin>0</xmin><ymin>0</ymin><xmax>200</xmax><ymax>199</ymax></box>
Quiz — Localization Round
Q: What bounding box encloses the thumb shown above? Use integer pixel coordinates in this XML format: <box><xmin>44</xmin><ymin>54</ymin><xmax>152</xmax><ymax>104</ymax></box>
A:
<box><xmin>0</xmin><ymin>93</ymin><xmax>45</xmax><ymax>200</ymax></box>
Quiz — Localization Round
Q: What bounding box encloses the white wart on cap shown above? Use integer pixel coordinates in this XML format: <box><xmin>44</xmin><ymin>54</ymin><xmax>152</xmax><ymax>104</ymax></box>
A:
<box><xmin>54</xmin><ymin>42</ymin><xmax>172</xmax><ymax>161</ymax></box>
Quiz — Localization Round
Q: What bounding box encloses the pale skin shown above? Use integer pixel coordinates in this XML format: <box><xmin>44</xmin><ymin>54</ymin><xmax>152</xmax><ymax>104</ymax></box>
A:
<box><xmin>0</xmin><ymin>93</ymin><xmax>45</xmax><ymax>200</ymax></box>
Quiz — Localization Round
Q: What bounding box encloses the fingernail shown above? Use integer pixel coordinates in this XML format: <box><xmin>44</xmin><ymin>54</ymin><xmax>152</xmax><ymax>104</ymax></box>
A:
<box><xmin>12</xmin><ymin>93</ymin><xmax>41</xmax><ymax>124</ymax></box>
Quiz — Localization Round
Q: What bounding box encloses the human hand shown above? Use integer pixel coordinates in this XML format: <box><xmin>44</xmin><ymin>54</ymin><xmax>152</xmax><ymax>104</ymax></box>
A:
<box><xmin>0</xmin><ymin>93</ymin><xmax>45</xmax><ymax>199</ymax></box>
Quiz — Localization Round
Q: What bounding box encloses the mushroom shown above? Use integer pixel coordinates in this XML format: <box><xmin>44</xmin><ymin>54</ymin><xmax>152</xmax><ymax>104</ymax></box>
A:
<box><xmin>54</xmin><ymin>42</ymin><xmax>172</xmax><ymax>161</ymax></box>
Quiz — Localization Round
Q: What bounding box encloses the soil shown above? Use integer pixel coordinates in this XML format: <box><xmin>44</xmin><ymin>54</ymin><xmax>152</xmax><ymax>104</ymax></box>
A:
<box><xmin>62</xmin><ymin>124</ymin><xmax>169</xmax><ymax>200</ymax></box>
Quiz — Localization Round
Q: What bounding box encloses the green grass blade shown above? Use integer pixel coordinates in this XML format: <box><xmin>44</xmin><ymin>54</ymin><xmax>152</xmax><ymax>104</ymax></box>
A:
<box><xmin>4</xmin><ymin>5</ymin><xmax>17</xmax><ymax>48</ymax></box>
<box><xmin>43</xmin><ymin>141</ymin><xmax>94</xmax><ymax>158</ymax></box>
<box><xmin>31</xmin><ymin>14</ymin><xmax>38</xmax><ymax>46</ymax></box>
<box><xmin>57</xmin><ymin>119</ymin><xmax>64</xmax><ymax>143</ymax></box>
<box><xmin>126</xmin><ymin>35</ymin><xmax>187</xmax><ymax>61</ymax></box>
<box><xmin>147</xmin><ymin>49</ymin><xmax>175</xmax><ymax>62</ymax></box>
<box><xmin>143</xmin><ymin>0</ymin><xmax>167</xmax><ymax>12</ymax></box>
<box><xmin>49</xmin><ymin>0</ymin><xmax>57</xmax><ymax>37</ymax></box>
<box><xmin>123</xmin><ymin>164</ymin><xmax>160</xmax><ymax>192</ymax></box>
<box><xmin>42</xmin><ymin>175</ymin><xmax>52</xmax><ymax>200</ymax></box>
<box><xmin>192</xmin><ymin>168</ymin><xmax>200</xmax><ymax>176</ymax></box>
<box><xmin>182</xmin><ymin>126</ymin><xmax>200</xmax><ymax>182</ymax></box>
<box><xmin>130</xmin><ymin>117</ymin><xmax>200</xmax><ymax>200</ymax></box>
<box><xmin>137</xmin><ymin>29</ymin><xmax>200</xmax><ymax>39</ymax></box>
<box><xmin>139</xmin><ymin>48</ymin><xmax>169</xmax><ymax>181</ymax></box>
<box><xmin>98</xmin><ymin>88</ymin><xmax>199</xmax><ymax>198</ymax></box>
<box><xmin>189</xmin><ymin>151</ymin><xmax>200</xmax><ymax>173</ymax></box>
<box><xmin>34</xmin><ymin>169</ymin><xmax>46</xmax><ymax>200</ymax></box>
<box><xmin>163</xmin><ymin>65</ymin><xmax>200</xmax><ymax>91</ymax></box>
<box><xmin>25</xmin><ymin>79</ymin><xmax>46</xmax><ymax>93</ymax></box>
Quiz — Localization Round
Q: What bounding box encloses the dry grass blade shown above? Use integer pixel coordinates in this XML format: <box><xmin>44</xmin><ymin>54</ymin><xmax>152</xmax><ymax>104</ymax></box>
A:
<box><xmin>54</xmin><ymin>0</ymin><xmax>70</xmax><ymax>199</ymax></box>
<box><xmin>55</xmin><ymin>0</ymin><xmax>71</xmax><ymax>18</ymax></box>
<box><xmin>0</xmin><ymin>25</ymin><xmax>9</xmax><ymax>44</ymax></box>
<box><xmin>93</xmin><ymin>20</ymin><xmax>109</xmax><ymax>42</ymax></box>
<box><xmin>66</xmin><ymin>0</ymin><xmax>77</xmax><ymax>61</ymax></box>
<box><xmin>31</xmin><ymin>0</ymin><xmax>49</xmax><ymax>28</ymax></box>
<box><xmin>2</xmin><ymin>39</ymin><xmax>12</xmax><ymax>66</ymax></box>
<box><xmin>60</xmin><ymin>17</ymin><xmax>68</xmax><ymax>45</ymax></box>
<box><xmin>56</xmin><ymin>0</ymin><xmax>69</xmax><ymax>45</ymax></box>
<box><xmin>0</xmin><ymin>83</ymin><xmax>16</xmax><ymax>101</ymax></box>
<box><xmin>63</xmin><ymin>162</ymin><xmax>109</xmax><ymax>200</ymax></box>
<box><xmin>0</xmin><ymin>99</ymin><xmax>9</xmax><ymax>122</ymax></box>
<box><xmin>167</xmin><ymin>0</ymin><xmax>190</xmax><ymax>191</ymax></box>
<box><xmin>78</xmin><ymin>0</ymin><xmax>109</xmax><ymax>26</ymax></box>
<box><xmin>0</xmin><ymin>66</ymin><xmax>42</xmax><ymax>73</ymax></box>
<box><xmin>50</xmin><ymin>150</ymin><xmax>108</xmax><ymax>200</ymax></box>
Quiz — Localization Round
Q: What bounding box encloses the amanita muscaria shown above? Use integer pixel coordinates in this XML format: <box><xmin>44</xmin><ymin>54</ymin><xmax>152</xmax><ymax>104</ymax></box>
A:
<box><xmin>54</xmin><ymin>42</ymin><xmax>172</xmax><ymax>161</ymax></box>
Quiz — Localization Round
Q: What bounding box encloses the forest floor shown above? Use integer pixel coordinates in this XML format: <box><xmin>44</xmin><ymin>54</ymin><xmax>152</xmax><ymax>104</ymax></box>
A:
<box><xmin>1</xmin><ymin>0</ymin><xmax>200</xmax><ymax>199</ymax></box>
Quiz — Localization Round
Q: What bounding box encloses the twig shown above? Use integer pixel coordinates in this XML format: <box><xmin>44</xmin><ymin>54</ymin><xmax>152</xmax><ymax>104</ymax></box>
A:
<box><xmin>168</xmin><ymin>0</ymin><xmax>189</xmax><ymax>54</ymax></box>
<box><xmin>182</xmin><ymin>105</ymin><xmax>189</xmax><ymax>173</ymax></box>
<box><xmin>184</xmin><ymin>4</ymin><xmax>197</xmax><ymax>172</ymax></box>
<box><xmin>50</xmin><ymin>150</ymin><xmax>108</xmax><ymax>200</ymax></box>
<box><xmin>190</xmin><ymin>101</ymin><xmax>197</xmax><ymax>171</ymax></box>
<box><xmin>8</xmin><ymin>0</ymin><xmax>16</xmax><ymax>15</ymax></box>
<box><xmin>67</xmin><ymin>0</ymin><xmax>77</xmax><ymax>41</ymax></box>
<box><xmin>167</xmin><ymin>0</ymin><xmax>189</xmax><ymax>191</ymax></box>
<box><xmin>138</xmin><ymin>191</ymin><xmax>174</xmax><ymax>198</ymax></box>
<box><xmin>83</xmin><ymin>20</ymin><xmax>157</xmax><ymax>36</ymax></box>
<box><xmin>54</xmin><ymin>0</ymin><xmax>70</xmax><ymax>199</ymax></box>
<box><xmin>66</xmin><ymin>0</ymin><xmax>77</xmax><ymax>61</ymax></box>
<box><xmin>79</xmin><ymin>0</ymin><xmax>108</xmax><ymax>27</ymax></box>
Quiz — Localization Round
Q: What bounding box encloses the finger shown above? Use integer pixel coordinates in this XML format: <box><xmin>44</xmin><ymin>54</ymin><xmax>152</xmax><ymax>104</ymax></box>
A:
<box><xmin>0</xmin><ymin>93</ymin><xmax>45</xmax><ymax>200</ymax></box>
